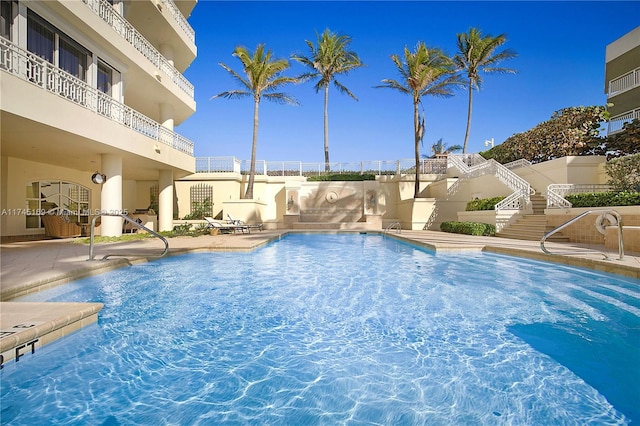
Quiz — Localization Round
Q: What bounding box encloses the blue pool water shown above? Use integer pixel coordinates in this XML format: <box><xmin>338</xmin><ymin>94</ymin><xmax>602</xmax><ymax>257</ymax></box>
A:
<box><xmin>1</xmin><ymin>234</ymin><xmax>639</xmax><ymax>425</ymax></box>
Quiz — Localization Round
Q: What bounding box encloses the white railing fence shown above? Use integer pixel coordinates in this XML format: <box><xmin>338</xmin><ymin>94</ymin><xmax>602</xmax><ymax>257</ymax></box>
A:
<box><xmin>545</xmin><ymin>184</ymin><xmax>613</xmax><ymax>208</ymax></box>
<box><xmin>82</xmin><ymin>0</ymin><xmax>194</xmax><ymax>98</ymax></box>
<box><xmin>195</xmin><ymin>157</ymin><xmax>448</xmax><ymax>176</ymax></box>
<box><xmin>0</xmin><ymin>37</ymin><xmax>194</xmax><ymax>155</ymax></box>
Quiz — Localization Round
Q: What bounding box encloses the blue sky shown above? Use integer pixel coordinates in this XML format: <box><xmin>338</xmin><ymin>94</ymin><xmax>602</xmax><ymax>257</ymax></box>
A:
<box><xmin>178</xmin><ymin>1</ymin><xmax>640</xmax><ymax>163</ymax></box>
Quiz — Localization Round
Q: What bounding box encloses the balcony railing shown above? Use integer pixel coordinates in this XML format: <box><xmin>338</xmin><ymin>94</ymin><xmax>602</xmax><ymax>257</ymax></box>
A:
<box><xmin>608</xmin><ymin>67</ymin><xmax>640</xmax><ymax>97</ymax></box>
<box><xmin>195</xmin><ymin>157</ymin><xmax>449</xmax><ymax>177</ymax></box>
<box><xmin>82</xmin><ymin>0</ymin><xmax>194</xmax><ymax>98</ymax></box>
<box><xmin>608</xmin><ymin>108</ymin><xmax>640</xmax><ymax>134</ymax></box>
<box><xmin>161</xmin><ymin>0</ymin><xmax>195</xmax><ymax>42</ymax></box>
<box><xmin>0</xmin><ymin>37</ymin><xmax>194</xmax><ymax>156</ymax></box>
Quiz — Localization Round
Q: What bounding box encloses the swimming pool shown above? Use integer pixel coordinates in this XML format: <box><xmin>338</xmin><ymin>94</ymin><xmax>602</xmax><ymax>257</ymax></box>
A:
<box><xmin>1</xmin><ymin>234</ymin><xmax>638</xmax><ymax>424</ymax></box>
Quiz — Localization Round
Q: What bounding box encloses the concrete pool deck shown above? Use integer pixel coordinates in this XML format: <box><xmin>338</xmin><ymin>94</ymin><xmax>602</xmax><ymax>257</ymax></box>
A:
<box><xmin>1</xmin><ymin>230</ymin><xmax>639</xmax><ymax>365</ymax></box>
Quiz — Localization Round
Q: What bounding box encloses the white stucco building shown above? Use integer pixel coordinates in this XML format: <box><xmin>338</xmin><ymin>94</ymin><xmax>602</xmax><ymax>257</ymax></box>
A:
<box><xmin>0</xmin><ymin>0</ymin><xmax>197</xmax><ymax>237</ymax></box>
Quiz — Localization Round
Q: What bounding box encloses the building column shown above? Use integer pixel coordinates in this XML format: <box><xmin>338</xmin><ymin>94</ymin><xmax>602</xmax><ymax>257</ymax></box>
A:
<box><xmin>160</xmin><ymin>43</ymin><xmax>174</xmax><ymax>67</ymax></box>
<box><xmin>158</xmin><ymin>169</ymin><xmax>173</xmax><ymax>232</ymax></box>
<box><xmin>160</xmin><ymin>103</ymin><xmax>174</xmax><ymax>131</ymax></box>
<box><xmin>101</xmin><ymin>154</ymin><xmax>123</xmax><ymax>237</ymax></box>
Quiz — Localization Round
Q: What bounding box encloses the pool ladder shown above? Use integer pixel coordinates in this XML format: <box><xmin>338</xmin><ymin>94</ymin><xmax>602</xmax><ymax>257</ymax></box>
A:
<box><xmin>384</xmin><ymin>222</ymin><xmax>401</xmax><ymax>234</ymax></box>
<box><xmin>540</xmin><ymin>209</ymin><xmax>624</xmax><ymax>260</ymax></box>
<box><xmin>88</xmin><ymin>212</ymin><xmax>169</xmax><ymax>261</ymax></box>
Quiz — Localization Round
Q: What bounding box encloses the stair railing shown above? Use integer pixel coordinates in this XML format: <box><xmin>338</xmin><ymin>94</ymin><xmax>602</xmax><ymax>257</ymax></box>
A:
<box><xmin>447</xmin><ymin>154</ymin><xmax>533</xmax><ymax>212</ymax></box>
<box><xmin>540</xmin><ymin>209</ymin><xmax>624</xmax><ymax>260</ymax></box>
<box><xmin>88</xmin><ymin>213</ymin><xmax>169</xmax><ymax>261</ymax></box>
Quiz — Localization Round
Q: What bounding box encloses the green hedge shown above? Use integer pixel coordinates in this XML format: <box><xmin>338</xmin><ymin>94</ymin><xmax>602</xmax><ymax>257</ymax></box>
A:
<box><xmin>465</xmin><ymin>196</ymin><xmax>506</xmax><ymax>211</ymax></box>
<box><xmin>440</xmin><ymin>221</ymin><xmax>496</xmax><ymax>236</ymax></box>
<box><xmin>565</xmin><ymin>191</ymin><xmax>640</xmax><ymax>207</ymax></box>
<box><xmin>307</xmin><ymin>173</ymin><xmax>376</xmax><ymax>181</ymax></box>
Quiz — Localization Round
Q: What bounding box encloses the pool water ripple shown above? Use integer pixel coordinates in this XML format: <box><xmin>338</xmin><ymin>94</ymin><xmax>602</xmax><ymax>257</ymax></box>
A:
<box><xmin>1</xmin><ymin>234</ymin><xmax>638</xmax><ymax>425</ymax></box>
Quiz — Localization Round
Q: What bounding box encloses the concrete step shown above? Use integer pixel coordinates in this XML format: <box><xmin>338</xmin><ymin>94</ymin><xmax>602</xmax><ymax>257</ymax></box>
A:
<box><xmin>497</xmin><ymin>213</ymin><xmax>569</xmax><ymax>242</ymax></box>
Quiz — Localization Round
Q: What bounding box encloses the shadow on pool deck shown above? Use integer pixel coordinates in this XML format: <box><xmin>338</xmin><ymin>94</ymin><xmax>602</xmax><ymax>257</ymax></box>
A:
<box><xmin>1</xmin><ymin>230</ymin><xmax>638</xmax><ymax>365</ymax></box>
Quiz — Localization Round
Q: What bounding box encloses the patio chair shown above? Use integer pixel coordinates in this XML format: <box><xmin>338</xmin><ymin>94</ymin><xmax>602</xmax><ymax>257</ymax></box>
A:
<box><xmin>204</xmin><ymin>217</ymin><xmax>249</xmax><ymax>234</ymax></box>
<box><xmin>227</xmin><ymin>213</ymin><xmax>264</xmax><ymax>231</ymax></box>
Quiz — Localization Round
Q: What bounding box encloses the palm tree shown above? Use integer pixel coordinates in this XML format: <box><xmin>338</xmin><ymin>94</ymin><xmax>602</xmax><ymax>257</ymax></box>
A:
<box><xmin>213</xmin><ymin>44</ymin><xmax>298</xmax><ymax>199</ymax></box>
<box><xmin>426</xmin><ymin>138</ymin><xmax>462</xmax><ymax>158</ymax></box>
<box><xmin>292</xmin><ymin>29</ymin><xmax>364</xmax><ymax>171</ymax></box>
<box><xmin>453</xmin><ymin>27</ymin><xmax>517</xmax><ymax>154</ymax></box>
<box><xmin>376</xmin><ymin>42</ymin><xmax>462</xmax><ymax>198</ymax></box>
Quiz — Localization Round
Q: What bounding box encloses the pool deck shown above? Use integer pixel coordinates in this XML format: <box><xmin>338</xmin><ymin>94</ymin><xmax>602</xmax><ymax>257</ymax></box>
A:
<box><xmin>1</xmin><ymin>230</ymin><xmax>639</xmax><ymax>365</ymax></box>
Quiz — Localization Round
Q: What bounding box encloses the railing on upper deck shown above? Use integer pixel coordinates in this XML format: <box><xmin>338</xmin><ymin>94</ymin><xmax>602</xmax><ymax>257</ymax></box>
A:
<box><xmin>195</xmin><ymin>157</ymin><xmax>449</xmax><ymax>177</ymax></box>
<box><xmin>0</xmin><ymin>37</ymin><xmax>194</xmax><ymax>155</ymax></box>
<box><xmin>608</xmin><ymin>67</ymin><xmax>640</xmax><ymax>97</ymax></box>
<box><xmin>608</xmin><ymin>108</ymin><xmax>640</xmax><ymax>135</ymax></box>
<box><xmin>82</xmin><ymin>0</ymin><xmax>194</xmax><ymax>98</ymax></box>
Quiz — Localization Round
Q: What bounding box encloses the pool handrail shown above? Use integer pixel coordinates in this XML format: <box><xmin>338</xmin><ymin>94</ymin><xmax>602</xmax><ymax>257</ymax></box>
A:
<box><xmin>540</xmin><ymin>209</ymin><xmax>624</xmax><ymax>260</ymax></box>
<box><xmin>384</xmin><ymin>222</ymin><xmax>401</xmax><ymax>234</ymax></box>
<box><xmin>88</xmin><ymin>212</ymin><xmax>169</xmax><ymax>261</ymax></box>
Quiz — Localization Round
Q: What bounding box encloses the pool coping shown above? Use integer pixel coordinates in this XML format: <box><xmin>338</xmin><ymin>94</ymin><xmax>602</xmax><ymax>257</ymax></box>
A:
<box><xmin>1</xmin><ymin>230</ymin><xmax>638</xmax><ymax>368</ymax></box>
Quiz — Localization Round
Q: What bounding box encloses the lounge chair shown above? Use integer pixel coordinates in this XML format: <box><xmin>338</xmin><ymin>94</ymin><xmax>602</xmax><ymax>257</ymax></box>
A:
<box><xmin>227</xmin><ymin>214</ymin><xmax>263</xmax><ymax>231</ymax></box>
<box><xmin>204</xmin><ymin>217</ymin><xmax>249</xmax><ymax>234</ymax></box>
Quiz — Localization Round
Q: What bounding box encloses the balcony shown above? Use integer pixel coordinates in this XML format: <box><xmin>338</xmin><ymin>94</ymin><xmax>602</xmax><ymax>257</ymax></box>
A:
<box><xmin>160</xmin><ymin>0</ymin><xmax>195</xmax><ymax>43</ymax></box>
<box><xmin>82</xmin><ymin>0</ymin><xmax>194</xmax><ymax>99</ymax></box>
<box><xmin>608</xmin><ymin>67</ymin><xmax>640</xmax><ymax>97</ymax></box>
<box><xmin>0</xmin><ymin>37</ymin><xmax>194</xmax><ymax>156</ymax></box>
<box><xmin>608</xmin><ymin>108</ymin><xmax>640</xmax><ymax>135</ymax></box>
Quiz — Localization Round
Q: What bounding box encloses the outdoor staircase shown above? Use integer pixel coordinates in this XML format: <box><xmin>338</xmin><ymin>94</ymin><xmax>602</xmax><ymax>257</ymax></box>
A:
<box><xmin>496</xmin><ymin>194</ymin><xmax>570</xmax><ymax>242</ymax></box>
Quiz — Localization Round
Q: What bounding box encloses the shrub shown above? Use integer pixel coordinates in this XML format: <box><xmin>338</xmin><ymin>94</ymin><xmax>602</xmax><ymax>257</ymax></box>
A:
<box><xmin>465</xmin><ymin>196</ymin><xmax>506</xmax><ymax>211</ymax></box>
<box><xmin>307</xmin><ymin>173</ymin><xmax>376</xmax><ymax>181</ymax></box>
<box><xmin>605</xmin><ymin>153</ymin><xmax>640</xmax><ymax>192</ymax></box>
<box><xmin>565</xmin><ymin>192</ymin><xmax>640</xmax><ymax>208</ymax></box>
<box><xmin>440</xmin><ymin>221</ymin><xmax>495</xmax><ymax>236</ymax></box>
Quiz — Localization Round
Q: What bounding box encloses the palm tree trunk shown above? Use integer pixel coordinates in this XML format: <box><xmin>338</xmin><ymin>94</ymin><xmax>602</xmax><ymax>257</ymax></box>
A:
<box><xmin>413</xmin><ymin>98</ymin><xmax>420</xmax><ymax>198</ymax></box>
<box><xmin>324</xmin><ymin>84</ymin><xmax>330</xmax><ymax>172</ymax></box>
<box><xmin>245</xmin><ymin>99</ymin><xmax>259</xmax><ymax>199</ymax></box>
<box><xmin>462</xmin><ymin>80</ymin><xmax>473</xmax><ymax>154</ymax></box>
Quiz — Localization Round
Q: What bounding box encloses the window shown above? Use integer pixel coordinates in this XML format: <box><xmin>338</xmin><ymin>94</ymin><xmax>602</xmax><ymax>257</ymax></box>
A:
<box><xmin>26</xmin><ymin>180</ymin><xmax>90</xmax><ymax>228</ymax></box>
<box><xmin>27</xmin><ymin>11</ymin><xmax>54</xmax><ymax>63</ymax></box>
<box><xmin>97</xmin><ymin>60</ymin><xmax>113</xmax><ymax>95</ymax></box>
<box><xmin>1</xmin><ymin>0</ymin><xmax>13</xmax><ymax>40</ymax></box>
<box><xmin>27</xmin><ymin>10</ymin><xmax>88</xmax><ymax>81</ymax></box>
<box><xmin>59</xmin><ymin>36</ymin><xmax>87</xmax><ymax>81</ymax></box>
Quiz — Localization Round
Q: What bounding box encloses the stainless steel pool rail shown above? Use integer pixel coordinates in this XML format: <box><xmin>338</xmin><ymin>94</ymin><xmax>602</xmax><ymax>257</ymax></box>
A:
<box><xmin>88</xmin><ymin>213</ymin><xmax>169</xmax><ymax>261</ymax></box>
<box><xmin>540</xmin><ymin>209</ymin><xmax>624</xmax><ymax>260</ymax></box>
<box><xmin>384</xmin><ymin>222</ymin><xmax>401</xmax><ymax>234</ymax></box>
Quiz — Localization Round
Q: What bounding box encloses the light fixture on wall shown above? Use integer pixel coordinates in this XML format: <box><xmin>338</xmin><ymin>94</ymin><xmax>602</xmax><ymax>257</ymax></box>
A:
<box><xmin>91</xmin><ymin>172</ymin><xmax>106</xmax><ymax>184</ymax></box>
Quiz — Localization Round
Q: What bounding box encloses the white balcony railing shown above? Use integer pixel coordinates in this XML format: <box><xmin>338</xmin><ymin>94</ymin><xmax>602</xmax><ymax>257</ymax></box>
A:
<box><xmin>161</xmin><ymin>0</ymin><xmax>195</xmax><ymax>42</ymax></box>
<box><xmin>0</xmin><ymin>37</ymin><xmax>194</xmax><ymax>156</ymax></box>
<box><xmin>82</xmin><ymin>0</ymin><xmax>194</xmax><ymax>98</ymax></box>
<box><xmin>195</xmin><ymin>157</ymin><xmax>449</xmax><ymax>177</ymax></box>
<box><xmin>608</xmin><ymin>108</ymin><xmax>640</xmax><ymax>134</ymax></box>
<box><xmin>608</xmin><ymin>67</ymin><xmax>640</xmax><ymax>97</ymax></box>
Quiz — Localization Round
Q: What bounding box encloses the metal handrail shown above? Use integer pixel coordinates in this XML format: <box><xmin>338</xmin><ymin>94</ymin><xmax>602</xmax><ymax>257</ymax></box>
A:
<box><xmin>88</xmin><ymin>213</ymin><xmax>169</xmax><ymax>261</ymax></box>
<box><xmin>540</xmin><ymin>209</ymin><xmax>624</xmax><ymax>260</ymax></box>
<box><xmin>384</xmin><ymin>222</ymin><xmax>401</xmax><ymax>234</ymax></box>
